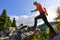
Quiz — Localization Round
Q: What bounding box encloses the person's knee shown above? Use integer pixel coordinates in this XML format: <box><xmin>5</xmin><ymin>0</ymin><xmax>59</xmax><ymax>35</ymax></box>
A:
<box><xmin>45</xmin><ymin>21</ymin><xmax>51</xmax><ymax>26</ymax></box>
<box><xmin>45</xmin><ymin>21</ymin><xmax>49</xmax><ymax>24</ymax></box>
<box><xmin>34</xmin><ymin>17</ymin><xmax>37</xmax><ymax>20</ymax></box>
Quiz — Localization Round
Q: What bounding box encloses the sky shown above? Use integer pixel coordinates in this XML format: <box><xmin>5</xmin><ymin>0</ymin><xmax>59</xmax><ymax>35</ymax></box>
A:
<box><xmin>0</xmin><ymin>0</ymin><xmax>60</xmax><ymax>26</ymax></box>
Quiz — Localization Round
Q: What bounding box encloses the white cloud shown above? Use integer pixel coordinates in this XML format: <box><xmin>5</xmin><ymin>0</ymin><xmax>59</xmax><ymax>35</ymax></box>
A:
<box><xmin>10</xmin><ymin>15</ymin><xmax>34</xmax><ymax>26</ymax></box>
<box><xmin>47</xmin><ymin>6</ymin><xmax>57</xmax><ymax>22</ymax></box>
<box><xmin>10</xmin><ymin>6</ymin><xmax>58</xmax><ymax>26</ymax></box>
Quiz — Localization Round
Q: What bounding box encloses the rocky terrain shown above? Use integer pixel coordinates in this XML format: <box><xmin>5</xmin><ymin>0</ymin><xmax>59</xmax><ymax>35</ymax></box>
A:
<box><xmin>46</xmin><ymin>29</ymin><xmax>60</xmax><ymax>40</ymax></box>
<box><xmin>0</xmin><ymin>26</ymin><xmax>40</xmax><ymax>40</ymax></box>
<box><xmin>0</xmin><ymin>26</ymin><xmax>60</xmax><ymax>40</ymax></box>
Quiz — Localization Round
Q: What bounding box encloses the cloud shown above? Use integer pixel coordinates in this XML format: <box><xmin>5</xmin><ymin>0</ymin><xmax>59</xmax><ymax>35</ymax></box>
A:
<box><xmin>10</xmin><ymin>6</ymin><xmax>58</xmax><ymax>26</ymax></box>
<box><xmin>10</xmin><ymin>15</ymin><xmax>34</xmax><ymax>26</ymax></box>
<box><xmin>47</xmin><ymin>6</ymin><xmax>57</xmax><ymax>22</ymax></box>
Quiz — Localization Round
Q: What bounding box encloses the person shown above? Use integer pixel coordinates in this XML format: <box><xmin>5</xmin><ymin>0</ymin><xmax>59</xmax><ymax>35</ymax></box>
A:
<box><xmin>31</xmin><ymin>1</ymin><xmax>56</xmax><ymax>38</ymax></box>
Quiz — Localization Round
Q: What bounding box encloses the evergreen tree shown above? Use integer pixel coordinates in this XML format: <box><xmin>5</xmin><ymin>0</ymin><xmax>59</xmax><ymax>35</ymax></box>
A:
<box><xmin>7</xmin><ymin>17</ymin><xmax>12</xmax><ymax>27</ymax></box>
<box><xmin>12</xmin><ymin>18</ymin><xmax>16</xmax><ymax>27</ymax></box>
<box><xmin>0</xmin><ymin>9</ymin><xmax>7</xmax><ymax>29</ymax></box>
<box><xmin>54</xmin><ymin>7</ymin><xmax>60</xmax><ymax>29</ymax></box>
<box><xmin>55</xmin><ymin>7</ymin><xmax>60</xmax><ymax>21</ymax></box>
<box><xmin>19</xmin><ymin>23</ymin><xmax>23</xmax><ymax>26</ymax></box>
<box><xmin>1</xmin><ymin>9</ymin><xmax>7</xmax><ymax>17</ymax></box>
<box><xmin>0</xmin><ymin>9</ymin><xmax>12</xmax><ymax>30</ymax></box>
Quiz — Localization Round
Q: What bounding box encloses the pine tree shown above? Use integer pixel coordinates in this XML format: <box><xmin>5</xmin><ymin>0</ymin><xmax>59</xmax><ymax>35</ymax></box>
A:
<box><xmin>54</xmin><ymin>7</ymin><xmax>60</xmax><ymax>29</ymax></box>
<box><xmin>0</xmin><ymin>9</ymin><xmax>8</xmax><ymax>29</ymax></box>
<box><xmin>55</xmin><ymin>7</ymin><xmax>60</xmax><ymax>21</ymax></box>
<box><xmin>12</xmin><ymin>18</ymin><xmax>16</xmax><ymax>27</ymax></box>
<box><xmin>19</xmin><ymin>23</ymin><xmax>23</xmax><ymax>27</ymax></box>
<box><xmin>1</xmin><ymin>9</ymin><xmax>7</xmax><ymax>17</ymax></box>
<box><xmin>0</xmin><ymin>9</ymin><xmax>12</xmax><ymax>30</ymax></box>
<box><xmin>7</xmin><ymin>17</ymin><xmax>12</xmax><ymax>27</ymax></box>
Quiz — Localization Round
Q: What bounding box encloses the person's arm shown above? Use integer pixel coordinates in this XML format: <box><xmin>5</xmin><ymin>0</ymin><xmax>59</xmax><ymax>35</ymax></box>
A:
<box><xmin>43</xmin><ymin>7</ymin><xmax>48</xmax><ymax>16</ymax></box>
<box><xmin>31</xmin><ymin>7</ymin><xmax>38</xmax><ymax>12</ymax></box>
<box><xmin>45</xmin><ymin>12</ymin><xmax>48</xmax><ymax>16</ymax></box>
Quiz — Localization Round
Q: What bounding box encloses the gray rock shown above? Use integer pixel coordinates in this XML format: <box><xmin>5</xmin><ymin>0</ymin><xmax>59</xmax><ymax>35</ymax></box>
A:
<box><xmin>9</xmin><ymin>26</ymin><xmax>40</xmax><ymax>40</ymax></box>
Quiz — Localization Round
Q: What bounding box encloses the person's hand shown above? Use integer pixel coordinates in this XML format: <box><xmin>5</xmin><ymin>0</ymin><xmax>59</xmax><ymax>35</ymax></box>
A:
<box><xmin>31</xmin><ymin>10</ymin><xmax>34</xmax><ymax>12</ymax></box>
<box><xmin>46</xmin><ymin>13</ymin><xmax>48</xmax><ymax>15</ymax></box>
<box><xmin>45</xmin><ymin>13</ymin><xmax>48</xmax><ymax>16</ymax></box>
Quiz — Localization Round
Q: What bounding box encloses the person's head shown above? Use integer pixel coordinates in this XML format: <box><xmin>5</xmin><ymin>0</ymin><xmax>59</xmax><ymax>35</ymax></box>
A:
<box><xmin>33</xmin><ymin>1</ymin><xmax>39</xmax><ymax>6</ymax></box>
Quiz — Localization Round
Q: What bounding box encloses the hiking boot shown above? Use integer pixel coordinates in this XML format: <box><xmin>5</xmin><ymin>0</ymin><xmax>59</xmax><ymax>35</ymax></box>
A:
<box><xmin>50</xmin><ymin>32</ymin><xmax>57</xmax><ymax>38</ymax></box>
<box><xmin>32</xmin><ymin>26</ymin><xmax>36</xmax><ymax>29</ymax></box>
